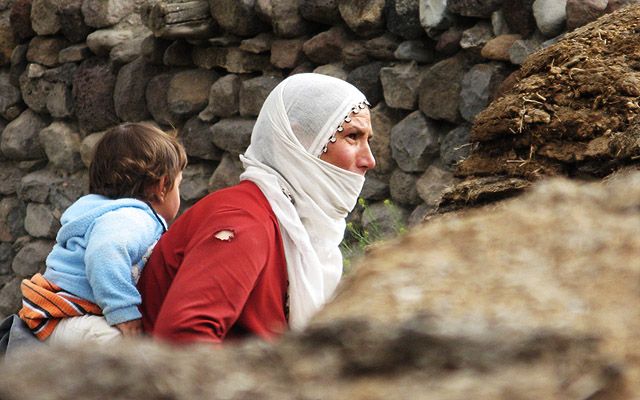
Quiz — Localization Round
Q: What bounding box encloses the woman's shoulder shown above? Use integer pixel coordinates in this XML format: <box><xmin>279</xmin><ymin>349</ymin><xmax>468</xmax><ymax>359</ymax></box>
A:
<box><xmin>202</xmin><ymin>181</ymin><xmax>272</xmax><ymax>215</ymax></box>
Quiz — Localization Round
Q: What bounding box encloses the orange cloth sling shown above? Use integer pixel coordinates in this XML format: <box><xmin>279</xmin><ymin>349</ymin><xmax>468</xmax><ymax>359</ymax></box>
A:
<box><xmin>18</xmin><ymin>273</ymin><xmax>102</xmax><ymax>340</ymax></box>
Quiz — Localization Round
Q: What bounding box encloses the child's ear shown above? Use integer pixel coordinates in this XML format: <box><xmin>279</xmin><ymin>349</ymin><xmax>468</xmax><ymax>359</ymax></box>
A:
<box><xmin>149</xmin><ymin>176</ymin><xmax>168</xmax><ymax>202</ymax></box>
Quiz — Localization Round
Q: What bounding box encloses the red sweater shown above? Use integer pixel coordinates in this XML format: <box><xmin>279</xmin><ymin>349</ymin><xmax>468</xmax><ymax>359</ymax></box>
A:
<box><xmin>138</xmin><ymin>181</ymin><xmax>288</xmax><ymax>344</ymax></box>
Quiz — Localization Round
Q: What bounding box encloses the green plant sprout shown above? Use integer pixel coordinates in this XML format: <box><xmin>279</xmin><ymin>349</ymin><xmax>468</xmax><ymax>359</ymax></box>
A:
<box><xmin>340</xmin><ymin>197</ymin><xmax>407</xmax><ymax>272</ymax></box>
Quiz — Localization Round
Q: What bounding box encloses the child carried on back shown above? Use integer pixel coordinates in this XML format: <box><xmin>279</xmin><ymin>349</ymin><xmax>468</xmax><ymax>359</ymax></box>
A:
<box><xmin>18</xmin><ymin>122</ymin><xmax>187</xmax><ymax>343</ymax></box>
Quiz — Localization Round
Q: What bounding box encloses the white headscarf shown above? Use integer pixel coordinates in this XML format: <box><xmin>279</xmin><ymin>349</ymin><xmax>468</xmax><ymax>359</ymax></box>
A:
<box><xmin>239</xmin><ymin>73</ymin><xmax>368</xmax><ymax>330</ymax></box>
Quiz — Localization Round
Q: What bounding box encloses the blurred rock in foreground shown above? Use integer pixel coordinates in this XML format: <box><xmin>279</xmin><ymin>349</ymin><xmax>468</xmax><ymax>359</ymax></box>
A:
<box><xmin>1</xmin><ymin>168</ymin><xmax>639</xmax><ymax>399</ymax></box>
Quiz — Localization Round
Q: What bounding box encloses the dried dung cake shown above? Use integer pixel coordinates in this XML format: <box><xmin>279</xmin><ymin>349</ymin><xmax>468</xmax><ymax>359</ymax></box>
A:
<box><xmin>442</xmin><ymin>4</ymin><xmax>640</xmax><ymax>211</ymax></box>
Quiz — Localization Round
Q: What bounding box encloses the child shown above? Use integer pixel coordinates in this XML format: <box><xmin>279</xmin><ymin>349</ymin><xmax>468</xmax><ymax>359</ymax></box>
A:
<box><xmin>18</xmin><ymin>122</ymin><xmax>187</xmax><ymax>343</ymax></box>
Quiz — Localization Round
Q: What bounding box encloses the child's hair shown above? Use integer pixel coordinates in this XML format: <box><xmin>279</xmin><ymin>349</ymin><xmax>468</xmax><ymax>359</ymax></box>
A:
<box><xmin>89</xmin><ymin>123</ymin><xmax>188</xmax><ymax>201</ymax></box>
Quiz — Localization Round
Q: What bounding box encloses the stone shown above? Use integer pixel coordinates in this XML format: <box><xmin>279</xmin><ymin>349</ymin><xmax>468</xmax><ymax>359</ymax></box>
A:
<box><xmin>10</xmin><ymin>0</ymin><xmax>36</xmax><ymax>43</ymax></box>
<box><xmin>313</xmin><ymin>63</ymin><xmax>348</xmax><ymax>80</ymax></box>
<box><xmin>361</xmin><ymin>199</ymin><xmax>409</xmax><ymax>240</ymax></box>
<box><xmin>49</xmin><ymin>169</ymin><xmax>87</xmax><ymax>212</ymax></box>
<box><xmin>508</xmin><ymin>34</ymin><xmax>543</xmax><ymax>65</ymax></box>
<box><xmin>192</xmin><ymin>46</ymin><xmax>270</xmax><ymax>73</ymax></box>
<box><xmin>181</xmin><ymin>116</ymin><xmax>223</xmax><ymax>161</ymax></box>
<box><xmin>0</xmin><ymin>162</ymin><xmax>23</xmax><ymax>195</ymax></box>
<box><xmin>440</xmin><ymin>124</ymin><xmax>472</xmax><ymax>169</ymax></box>
<box><xmin>533</xmin><ymin>0</ymin><xmax>567</xmax><ymax>38</ymax></box>
<box><xmin>255</xmin><ymin>0</ymin><xmax>310</xmax><ymax>38</ymax></box>
<box><xmin>146</xmin><ymin>73</ymin><xmax>181</xmax><ymax>127</ymax></box>
<box><xmin>481</xmin><ymin>33</ymin><xmax>521</xmax><ymax>61</ymax></box>
<box><xmin>208</xmin><ymin>152</ymin><xmax>243</xmax><ymax>192</ymax></box>
<box><xmin>10</xmin><ymin>44</ymin><xmax>28</xmax><ymax>87</ymax></box>
<box><xmin>24</xmin><ymin>203</ymin><xmax>60</xmax><ymax>239</ymax></box>
<box><xmin>58</xmin><ymin>0</ymin><xmax>90</xmax><ymax>43</ymax></box>
<box><xmin>347</xmin><ymin>61</ymin><xmax>385</xmax><ymax>106</ymax></box>
<box><xmin>0</xmin><ymin>14</ymin><xmax>16</xmax><ymax>66</ymax></box>
<box><xmin>0</xmin><ymin>197</ymin><xmax>26</xmax><ymax>242</ymax></box>
<box><xmin>0</xmin><ymin>242</ymin><xmax>13</xmax><ymax>275</ymax></box>
<box><xmin>270</xmin><ymin>38</ymin><xmax>305</xmax><ymax>69</ymax></box>
<box><xmin>167</xmin><ymin>69</ymin><xmax>218</xmax><ymax>116</ymax></box>
<box><xmin>79</xmin><ymin>131</ymin><xmax>105</xmax><ymax>168</ymax></box>
<box><xmin>19</xmin><ymin>64</ymin><xmax>51</xmax><ymax>114</ymax></box>
<box><xmin>26</xmin><ymin>36</ymin><xmax>69</xmax><ymax>67</ymax></box>
<box><xmin>302</xmin><ymin>26</ymin><xmax>349</xmax><ymax>64</ymax></box>
<box><xmin>58</xmin><ymin>44</ymin><xmax>92</xmax><ymax>63</ymax></box>
<box><xmin>299</xmin><ymin>0</ymin><xmax>341</xmax><ymax>25</ymax></box>
<box><xmin>180</xmin><ymin>163</ymin><xmax>216</xmax><ymax>205</ymax></box>
<box><xmin>207</xmin><ymin>34</ymin><xmax>245</xmax><ymax>48</ymax></box>
<box><xmin>419</xmin><ymin>55</ymin><xmax>467</xmax><ymax>123</ymax></box>
<box><xmin>389</xmin><ymin>168</ymin><xmax>422</xmax><ymax>206</ymax></box>
<box><xmin>46</xmin><ymin>81</ymin><xmax>74</xmax><ymax>118</ymax></box>
<box><xmin>1</xmin><ymin>109</ymin><xmax>48</xmax><ymax>160</ymax></box>
<box><xmin>0</xmin><ymin>72</ymin><xmax>23</xmax><ymax>120</ymax></box>
<box><xmin>380</xmin><ymin>62</ymin><xmax>424</xmax><ymax>110</ymax></box>
<box><xmin>85</xmin><ymin>14</ymin><xmax>151</xmax><ymax>61</ymax></box>
<box><xmin>502</xmin><ymin>0</ymin><xmax>536</xmax><ymax>37</ymax></box>
<box><xmin>419</xmin><ymin>0</ymin><xmax>452</xmax><ymax>31</ymax></box>
<box><xmin>30</xmin><ymin>0</ymin><xmax>60</xmax><ymax>35</ymax></box>
<box><xmin>447</xmin><ymin>0</ymin><xmax>503</xmax><ymax>17</ymax></box>
<box><xmin>407</xmin><ymin>202</ymin><xmax>430</xmax><ymax>226</ymax></box>
<box><xmin>460</xmin><ymin>21</ymin><xmax>494</xmax><ymax>51</ymax></box>
<box><xmin>38</xmin><ymin>121</ymin><xmax>83</xmax><ymax>172</ymax></box>
<box><xmin>370</xmin><ymin>102</ymin><xmax>403</xmax><ymax>174</ymax></box>
<box><xmin>239</xmin><ymin>75</ymin><xmax>282</xmax><ymax>117</ymax></box>
<box><xmin>43</xmin><ymin>65</ymin><xmax>77</xmax><ymax>120</ymax></box>
<box><xmin>435</xmin><ymin>26</ymin><xmax>463</xmax><ymax>55</ymax></box>
<box><xmin>491</xmin><ymin>9</ymin><xmax>510</xmax><ymax>35</ymax></box>
<box><xmin>459</xmin><ymin>63</ymin><xmax>508</xmax><ymax>122</ymax></box>
<box><xmin>341</xmin><ymin>41</ymin><xmax>370</xmax><ymax>68</ymax></box>
<box><xmin>142</xmin><ymin>0</ymin><xmax>217</xmax><ymax>40</ymax></box>
<box><xmin>390</xmin><ymin>110</ymin><xmax>442</xmax><ymax>172</ymax></box>
<box><xmin>338</xmin><ymin>0</ymin><xmax>385</xmax><ymax>38</ymax></box>
<box><xmin>11</xmin><ymin>239</ymin><xmax>52</xmax><ymax>277</ymax></box>
<box><xmin>81</xmin><ymin>0</ymin><xmax>136</xmax><ymax>28</ymax></box>
<box><xmin>72</xmin><ymin>58</ymin><xmax>119</xmax><ymax>134</ymax></box>
<box><xmin>386</xmin><ymin>0</ymin><xmax>423</xmax><ymax>40</ymax></box>
<box><xmin>0</xmin><ymin>277</ymin><xmax>21</xmax><ymax>318</ymax></box>
<box><xmin>114</xmin><ymin>57</ymin><xmax>160</xmax><ymax>122</ymax></box>
<box><xmin>140</xmin><ymin>35</ymin><xmax>171</xmax><ymax>65</ymax></box>
<box><xmin>239</xmin><ymin>32</ymin><xmax>273</xmax><ymax>54</ymax></box>
<box><xmin>109</xmin><ymin>28</ymin><xmax>152</xmax><ymax>64</ymax></box>
<box><xmin>360</xmin><ymin>171</ymin><xmax>390</xmax><ymax>201</ymax></box>
<box><xmin>209</xmin><ymin>0</ymin><xmax>269</xmax><ymax>37</ymax></box>
<box><xmin>199</xmin><ymin>74</ymin><xmax>241</xmax><ymax>120</ymax></box>
<box><xmin>364</xmin><ymin>33</ymin><xmax>401</xmax><ymax>60</ymax></box>
<box><xmin>210</xmin><ymin>117</ymin><xmax>255</xmax><ymax>154</ymax></box>
<box><xmin>394</xmin><ymin>40</ymin><xmax>435</xmax><ymax>63</ymax></box>
<box><xmin>415</xmin><ymin>162</ymin><xmax>454</xmax><ymax>206</ymax></box>
<box><xmin>607</xmin><ymin>0</ymin><xmax>640</xmax><ymax>12</ymax></box>
<box><xmin>566</xmin><ymin>0</ymin><xmax>608</xmax><ymax>31</ymax></box>
<box><xmin>18</xmin><ymin>168</ymin><xmax>61</xmax><ymax>202</ymax></box>
<box><xmin>163</xmin><ymin>40</ymin><xmax>193</xmax><ymax>66</ymax></box>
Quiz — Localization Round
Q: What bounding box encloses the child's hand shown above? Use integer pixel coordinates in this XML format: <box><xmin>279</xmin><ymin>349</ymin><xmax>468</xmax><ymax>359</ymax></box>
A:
<box><xmin>115</xmin><ymin>319</ymin><xmax>142</xmax><ymax>337</ymax></box>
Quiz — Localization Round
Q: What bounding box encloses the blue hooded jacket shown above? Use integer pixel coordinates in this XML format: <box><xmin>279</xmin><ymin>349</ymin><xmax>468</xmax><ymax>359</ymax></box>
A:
<box><xmin>43</xmin><ymin>194</ymin><xmax>167</xmax><ymax>325</ymax></box>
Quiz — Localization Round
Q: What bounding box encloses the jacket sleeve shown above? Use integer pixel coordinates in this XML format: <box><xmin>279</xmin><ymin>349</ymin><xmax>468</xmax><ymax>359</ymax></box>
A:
<box><xmin>85</xmin><ymin>208</ymin><xmax>158</xmax><ymax>325</ymax></box>
<box><xmin>152</xmin><ymin>209</ymin><xmax>271</xmax><ymax>343</ymax></box>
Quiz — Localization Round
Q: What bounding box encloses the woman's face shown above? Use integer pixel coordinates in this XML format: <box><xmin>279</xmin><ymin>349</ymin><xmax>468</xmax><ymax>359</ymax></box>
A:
<box><xmin>320</xmin><ymin>108</ymin><xmax>376</xmax><ymax>176</ymax></box>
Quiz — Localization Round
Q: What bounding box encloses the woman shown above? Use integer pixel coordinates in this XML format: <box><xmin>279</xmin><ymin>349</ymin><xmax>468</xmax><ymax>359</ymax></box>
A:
<box><xmin>138</xmin><ymin>73</ymin><xmax>375</xmax><ymax>343</ymax></box>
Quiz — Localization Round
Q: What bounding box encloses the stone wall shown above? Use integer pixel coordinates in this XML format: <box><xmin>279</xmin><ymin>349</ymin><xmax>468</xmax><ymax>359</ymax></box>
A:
<box><xmin>0</xmin><ymin>0</ymin><xmax>636</xmax><ymax>317</ymax></box>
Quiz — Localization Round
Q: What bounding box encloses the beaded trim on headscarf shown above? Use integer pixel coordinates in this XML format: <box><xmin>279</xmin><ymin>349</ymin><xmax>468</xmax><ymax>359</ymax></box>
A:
<box><xmin>321</xmin><ymin>100</ymin><xmax>372</xmax><ymax>154</ymax></box>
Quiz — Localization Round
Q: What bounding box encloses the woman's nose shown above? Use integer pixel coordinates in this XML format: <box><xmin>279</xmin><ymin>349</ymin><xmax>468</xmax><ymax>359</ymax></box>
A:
<box><xmin>359</xmin><ymin>143</ymin><xmax>376</xmax><ymax>172</ymax></box>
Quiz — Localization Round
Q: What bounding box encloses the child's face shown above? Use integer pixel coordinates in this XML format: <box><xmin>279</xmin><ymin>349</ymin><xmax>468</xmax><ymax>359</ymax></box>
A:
<box><xmin>154</xmin><ymin>172</ymin><xmax>182</xmax><ymax>224</ymax></box>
